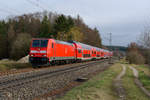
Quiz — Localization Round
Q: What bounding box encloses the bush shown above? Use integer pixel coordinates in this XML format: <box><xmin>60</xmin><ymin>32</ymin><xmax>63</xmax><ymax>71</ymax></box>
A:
<box><xmin>10</xmin><ymin>33</ymin><xmax>31</xmax><ymax>60</ymax></box>
<box><xmin>141</xmin><ymin>50</ymin><xmax>150</xmax><ymax>64</ymax></box>
<box><xmin>126</xmin><ymin>51</ymin><xmax>145</xmax><ymax>64</ymax></box>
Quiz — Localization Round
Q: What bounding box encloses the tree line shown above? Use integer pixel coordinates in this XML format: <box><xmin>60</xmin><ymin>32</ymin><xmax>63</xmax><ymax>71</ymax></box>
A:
<box><xmin>0</xmin><ymin>11</ymin><xmax>102</xmax><ymax>60</ymax></box>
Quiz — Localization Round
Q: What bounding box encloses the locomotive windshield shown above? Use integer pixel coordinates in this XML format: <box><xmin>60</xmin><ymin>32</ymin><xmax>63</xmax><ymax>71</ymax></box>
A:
<box><xmin>32</xmin><ymin>40</ymin><xmax>48</xmax><ymax>47</ymax></box>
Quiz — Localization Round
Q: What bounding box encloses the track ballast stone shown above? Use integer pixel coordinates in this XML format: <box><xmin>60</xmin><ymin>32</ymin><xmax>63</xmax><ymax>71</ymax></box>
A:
<box><xmin>0</xmin><ymin>60</ymin><xmax>113</xmax><ymax>100</ymax></box>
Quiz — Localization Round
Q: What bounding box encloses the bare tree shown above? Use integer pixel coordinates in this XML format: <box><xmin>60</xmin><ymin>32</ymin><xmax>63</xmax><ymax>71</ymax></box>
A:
<box><xmin>137</xmin><ymin>27</ymin><xmax>150</xmax><ymax>64</ymax></box>
<box><xmin>138</xmin><ymin>29</ymin><xmax>150</xmax><ymax>48</ymax></box>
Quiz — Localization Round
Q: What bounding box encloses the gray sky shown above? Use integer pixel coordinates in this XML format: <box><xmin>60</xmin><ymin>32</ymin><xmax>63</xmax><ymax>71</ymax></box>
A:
<box><xmin>0</xmin><ymin>0</ymin><xmax>150</xmax><ymax>46</ymax></box>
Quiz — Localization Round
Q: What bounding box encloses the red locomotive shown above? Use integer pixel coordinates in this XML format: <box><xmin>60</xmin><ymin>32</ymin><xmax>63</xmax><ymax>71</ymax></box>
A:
<box><xmin>29</xmin><ymin>38</ymin><xmax>113</xmax><ymax>66</ymax></box>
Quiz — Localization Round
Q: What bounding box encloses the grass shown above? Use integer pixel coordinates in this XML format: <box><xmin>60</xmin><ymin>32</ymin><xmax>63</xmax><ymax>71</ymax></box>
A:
<box><xmin>139</xmin><ymin>71</ymin><xmax>150</xmax><ymax>90</ymax></box>
<box><xmin>134</xmin><ymin>65</ymin><xmax>150</xmax><ymax>91</ymax></box>
<box><xmin>0</xmin><ymin>60</ymin><xmax>32</xmax><ymax>71</ymax></box>
<box><xmin>57</xmin><ymin>63</ymin><xmax>122</xmax><ymax>100</ymax></box>
<box><xmin>122</xmin><ymin>65</ymin><xmax>149</xmax><ymax>100</ymax></box>
<box><xmin>135</xmin><ymin>65</ymin><xmax>150</xmax><ymax>76</ymax></box>
<box><xmin>119</xmin><ymin>57</ymin><xmax>129</xmax><ymax>64</ymax></box>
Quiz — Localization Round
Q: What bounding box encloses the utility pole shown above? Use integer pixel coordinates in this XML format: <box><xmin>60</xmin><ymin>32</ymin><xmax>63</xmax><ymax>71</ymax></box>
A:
<box><xmin>108</xmin><ymin>33</ymin><xmax>112</xmax><ymax>63</ymax></box>
<box><xmin>109</xmin><ymin>33</ymin><xmax>112</xmax><ymax>47</ymax></box>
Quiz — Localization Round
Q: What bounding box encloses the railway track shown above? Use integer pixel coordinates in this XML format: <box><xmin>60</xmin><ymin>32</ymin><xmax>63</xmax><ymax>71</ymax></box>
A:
<box><xmin>0</xmin><ymin>59</ymin><xmax>111</xmax><ymax>99</ymax></box>
<box><xmin>0</xmin><ymin>60</ymin><xmax>106</xmax><ymax>89</ymax></box>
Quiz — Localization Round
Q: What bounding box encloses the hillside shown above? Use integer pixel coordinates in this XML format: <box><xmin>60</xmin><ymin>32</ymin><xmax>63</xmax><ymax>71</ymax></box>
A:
<box><xmin>106</xmin><ymin>45</ymin><xmax>127</xmax><ymax>52</ymax></box>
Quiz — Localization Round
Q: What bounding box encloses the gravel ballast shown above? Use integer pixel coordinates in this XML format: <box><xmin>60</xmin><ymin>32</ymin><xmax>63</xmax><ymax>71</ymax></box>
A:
<box><xmin>0</xmin><ymin>59</ymin><xmax>115</xmax><ymax>100</ymax></box>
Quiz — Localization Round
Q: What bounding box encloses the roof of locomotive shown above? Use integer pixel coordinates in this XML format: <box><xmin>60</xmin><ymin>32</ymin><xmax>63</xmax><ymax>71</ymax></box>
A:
<box><xmin>55</xmin><ymin>40</ymin><xmax>73</xmax><ymax>46</ymax></box>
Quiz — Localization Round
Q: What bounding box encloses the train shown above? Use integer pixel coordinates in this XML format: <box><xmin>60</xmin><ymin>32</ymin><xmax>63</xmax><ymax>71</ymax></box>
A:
<box><xmin>29</xmin><ymin>38</ymin><xmax>113</xmax><ymax>67</ymax></box>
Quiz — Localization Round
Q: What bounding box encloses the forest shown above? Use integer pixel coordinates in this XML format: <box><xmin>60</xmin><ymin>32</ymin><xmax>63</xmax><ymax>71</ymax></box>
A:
<box><xmin>0</xmin><ymin>11</ymin><xmax>102</xmax><ymax>60</ymax></box>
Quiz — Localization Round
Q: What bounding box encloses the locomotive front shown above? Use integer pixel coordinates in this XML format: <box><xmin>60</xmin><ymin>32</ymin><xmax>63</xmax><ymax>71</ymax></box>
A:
<box><xmin>29</xmin><ymin>38</ymin><xmax>49</xmax><ymax>66</ymax></box>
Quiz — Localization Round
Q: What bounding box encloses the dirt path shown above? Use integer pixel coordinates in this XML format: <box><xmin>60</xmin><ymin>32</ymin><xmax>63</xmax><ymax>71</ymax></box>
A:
<box><xmin>114</xmin><ymin>64</ymin><xmax>126</xmax><ymax>100</ymax></box>
<box><xmin>129</xmin><ymin>66</ymin><xmax>138</xmax><ymax>78</ymax></box>
<box><xmin>129</xmin><ymin>66</ymin><xmax>150</xmax><ymax>98</ymax></box>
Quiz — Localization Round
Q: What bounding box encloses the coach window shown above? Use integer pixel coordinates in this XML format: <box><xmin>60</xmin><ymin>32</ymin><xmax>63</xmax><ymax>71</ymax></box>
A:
<box><xmin>78</xmin><ymin>50</ymin><xmax>81</xmax><ymax>53</ymax></box>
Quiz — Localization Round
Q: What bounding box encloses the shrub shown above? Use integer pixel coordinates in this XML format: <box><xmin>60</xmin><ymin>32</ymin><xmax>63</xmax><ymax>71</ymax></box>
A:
<box><xmin>141</xmin><ymin>50</ymin><xmax>150</xmax><ymax>64</ymax></box>
<box><xmin>126</xmin><ymin>51</ymin><xmax>145</xmax><ymax>64</ymax></box>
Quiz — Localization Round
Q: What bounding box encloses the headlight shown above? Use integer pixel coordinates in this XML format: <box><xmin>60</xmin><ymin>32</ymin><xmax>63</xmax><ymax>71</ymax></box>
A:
<box><xmin>31</xmin><ymin>54</ymin><xmax>34</xmax><ymax>56</ymax></box>
<box><xmin>43</xmin><ymin>55</ymin><xmax>46</xmax><ymax>57</ymax></box>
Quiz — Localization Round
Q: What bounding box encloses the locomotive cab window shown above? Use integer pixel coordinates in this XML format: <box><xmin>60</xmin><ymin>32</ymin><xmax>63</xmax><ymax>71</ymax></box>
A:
<box><xmin>32</xmin><ymin>40</ymin><xmax>48</xmax><ymax>47</ymax></box>
<box><xmin>41</xmin><ymin>40</ymin><xmax>48</xmax><ymax>47</ymax></box>
<box><xmin>32</xmin><ymin>40</ymin><xmax>40</xmax><ymax>47</ymax></box>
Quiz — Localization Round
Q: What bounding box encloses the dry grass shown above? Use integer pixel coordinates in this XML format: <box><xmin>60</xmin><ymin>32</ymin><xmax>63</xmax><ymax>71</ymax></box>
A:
<box><xmin>0</xmin><ymin>59</ymin><xmax>31</xmax><ymax>71</ymax></box>
<box><xmin>0</xmin><ymin>59</ymin><xmax>15</xmax><ymax>64</ymax></box>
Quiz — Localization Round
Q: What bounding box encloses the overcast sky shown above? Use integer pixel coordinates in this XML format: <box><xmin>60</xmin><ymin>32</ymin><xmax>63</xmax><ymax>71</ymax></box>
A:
<box><xmin>0</xmin><ymin>0</ymin><xmax>150</xmax><ymax>46</ymax></box>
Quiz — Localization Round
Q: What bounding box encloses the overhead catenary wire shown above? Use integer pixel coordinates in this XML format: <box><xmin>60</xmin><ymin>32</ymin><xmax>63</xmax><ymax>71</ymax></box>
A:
<box><xmin>26</xmin><ymin>0</ymin><xmax>47</xmax><ymax>11</ymax></box>
<box><xmin>35</xmin><ymin>0</ymin><xmax>52</xmax><ymax>11</ymax></box>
